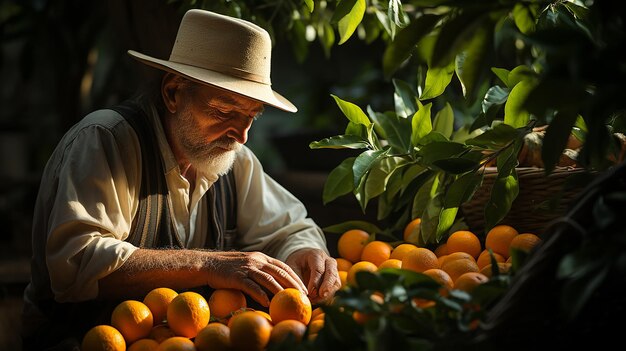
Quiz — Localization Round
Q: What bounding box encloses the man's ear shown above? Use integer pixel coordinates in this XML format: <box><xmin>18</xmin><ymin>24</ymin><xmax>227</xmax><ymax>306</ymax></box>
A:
<box><xmin>161</xmin><ymin>73</ymin><xmax>181</xmax><ymax>114</ymax></box>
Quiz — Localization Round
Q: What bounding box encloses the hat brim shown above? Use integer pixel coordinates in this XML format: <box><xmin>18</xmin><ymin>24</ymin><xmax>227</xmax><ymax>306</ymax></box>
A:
<box><xmin>128</xmin><ymin>50</ymin><xmax>297</xmax><ymax>113</ymax></box>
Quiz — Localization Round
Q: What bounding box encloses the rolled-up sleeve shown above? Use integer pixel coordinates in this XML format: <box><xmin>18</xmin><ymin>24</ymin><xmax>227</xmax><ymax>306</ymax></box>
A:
<box><xmin>233</xmin><ymin>146</ymin><xmax>328</xmax><ymax>262</ymax></box>
<box><xmin>44</xmin><ymin>118</ymin><xmax>140</xmax><ymax>302</ymax></box>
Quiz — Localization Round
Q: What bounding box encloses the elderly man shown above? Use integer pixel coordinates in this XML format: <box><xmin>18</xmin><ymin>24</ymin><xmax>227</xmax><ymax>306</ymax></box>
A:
<box><xmin>22</xmin><ymin>9</ymin><xmax>340</xmax><ymax>350</ymax></box>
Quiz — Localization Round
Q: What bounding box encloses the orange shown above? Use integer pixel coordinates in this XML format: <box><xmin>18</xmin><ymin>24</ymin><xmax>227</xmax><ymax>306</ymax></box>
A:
<box><xmin>480</xmin><ymin>262</ymin><xmax>512</xmax><ymax>278</ymax></box>
<box><xmin>335</xmin><ymin>257</ymin><xmax>353</xmax><ymax>272</ymax></box>
<box><xmin>361</xmin><ymin>240</ymin><xmax>392</xmax><ymax>266</ymax></box>
<box><xmin>352</xmin><ymin>294</ymin><xmax>383</xmax><ymax>325</ymax></box>
<box><xmin>437</xmin><ymin>255</ymin><xmax>447</xmax><ymax>267</ymax></box>
<box><xmin>422</xmin><ymin>268</ymin><xmax>454</xmax><ymax>291</ymax></box>
<box><xmin>476</xmin><ymin>250</ymin><xmax>505</xmax><ymax>269</ymax></box>
<box><xmin>308</xmin><ymin>319</ymin><xmax>324</xmax><ymax>334</ymax></box>
<box><xmin>338</xmin><ymin>270</ymin><xmax>348</xmax><ymax>288</ymax></box>
<box><xmin>229</xmin><ymin>310</ymin><xmax>272</xmax><ymax>351</ymax></box>
<box><xmin>269</xmin><ymin>319</ymin><xmax>307</xmax><ymax>344</ymax></box>
<box><xmin>453</xmin><ymin>272</ymin><xmax>489</xmax><ymax>292</ymax></box>
<box><xmin>337</xmin><ymin>229</ymin><xmax>370</xmax><ymax>263</ymax></box>
<box><xmin>269</xmin><ymin>288</ymin><xmax>312</xmax><ymax>325</ymax></box>
<box><xmin>446</xmin><ymin>231</ymin><xmax>482</xmax><ymax>259</ymax></box>
<box><xmin>485</xmin><ymin>224</ymin><xmax>519</xmax><ymax>258</ymax></box>
<box><xmin>167</xmin><ymin>291</ymin><xmax>211</xmax><ymax>338</ymax></box>
<box><xmin>441</xmin><ymin>257</ymin><xmax>480</xmax><ymax>283</ymax></box>
<box><xmin>434</xmin><ymin>243</ymin><xmax>448</xmax><ymax>257</ymax></box>
<box><xmin>156</xmin><ymin>336</ymin><xmax>196</xmax><ymax>351</ymax></box>
<box><xmin>310</xmin><ymin>306</ymin><xmax>324</xmax><ymax>321</ymax></box>
<box><xmin>401</xmin><ymin>247</ymin><xmax>439</xmax><ymax>273</ymax></box>
<box><xmin>81</xmin><ymin>325</ymin><xmax>126</xmax><ymax>351</ymax></box>
<box><xmin>195</xmin><ymin>322</ymin><xmax>231</xmax><ymax>351</ymax></box>
<box><xmin>440</xmin><ymin>252</ymin><xmax>476</xmax><ymax>266</ymax></box>
<box><xmin>347</xmin><ymin>261</ymin><xmax>378</xmax><ymax>286</ymax></box>
<box><xmin>378</xmin><ymin>258</ymin><xmax>402</xmax><ymax>270</ymax></box>
<box><xmin>111</xmin><ymin>300</ymin><xmax>154</xmax><ymax>344</ymax></box>
<box><xmin>254</xmin><ymin>310</ymin><xmax>273</xmax><ymax>324</ymax></box>
<box><xmin>128</xmin><ymin>338</ymin><xmax>159</xmax><ymax>351</ymax></box>
<box><xmin>149</xmin><ymin>324</ymin><xmax>175</xmax><ymax>343</ymax></box>
<box><xmin>509</xmin><ymin>233</ymin><xmax>542</xmax><ymax>254</ymax></box>
<box><xmin>403</xmin><ymin>218</ymin><xmax>422</xmax><ymax>244</ymax></box>
<box><xmin>208</xmin><ymin>289</ymin><xmax>247</xmax><ymax>319</ymax></box>
<box><xmin>389</xmin><ymin>243</ymin><xmax>418</xmax><ymax>260</ymax></box>
<box><xmin>143</xmin><ymin>287</ymin><xmax>178</xmax><ymax>324</ymax></box>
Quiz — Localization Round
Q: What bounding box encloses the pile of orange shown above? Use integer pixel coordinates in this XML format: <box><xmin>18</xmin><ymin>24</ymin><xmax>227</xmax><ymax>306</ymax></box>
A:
<box><xmin>335</xmin><ymin>221</ymin><xmax>543</xmax><ymax>309</ymax></box>
<box><xmin>82</xmin><ymin>287</ymin><xmax>324</xmax><ymax>351</ymax></box>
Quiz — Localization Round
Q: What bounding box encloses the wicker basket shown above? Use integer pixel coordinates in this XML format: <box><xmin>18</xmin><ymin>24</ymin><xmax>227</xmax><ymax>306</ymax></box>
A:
<box><xmin>460</xmin><ymin>166</ymin><xmax>592</xmax><ymax>236</ymax></box>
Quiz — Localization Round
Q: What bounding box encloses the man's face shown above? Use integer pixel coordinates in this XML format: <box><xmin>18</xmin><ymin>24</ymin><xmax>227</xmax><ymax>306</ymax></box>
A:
<box><xmin>171</xmin><ymin>83</ymin><xmax>264</xmax><ymax>175</ymax></box>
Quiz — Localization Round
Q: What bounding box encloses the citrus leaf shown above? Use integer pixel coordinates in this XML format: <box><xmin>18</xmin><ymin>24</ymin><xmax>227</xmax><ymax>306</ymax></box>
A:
<box><xmin>507</xmin><ymin>65</ymin><xmax>536</xmax><ymax>88</ymax></box>
<box><xmin>504</xmin><ymin>79</ymin><xmax>537</xmax><ymax>128</ymax></box>
<box><xmin>432</xmin><ymin>102</ymin><xmax>454</xmax><ymax>139</ymax></box>
<box><xmin>432</xmin><ymin>157</ymin><xmax>478</xmax><ymax>174</ymax></box>
<box><xmin>419</xmin><ymin>141</ymin><xmax>468</xmax><ymax>166</ymax></box>
<box><xmin>303</xmin><ymin>0</ymin><xmax>314</xmax><ymax>13</ymax></box>
<box><xmin>332</xmin><ymin>94</ymin><xmax>371</xmax><ymax>126</ymax></box>
<box><xmin>485</xmin><ymin>169</ymin><xmax>519</xmax><ymax>231</ymax></box>
<box><xmin>393</xmin><ymin>78</ymin><xmax>418</xmax><ymax>118</ymax></box>
<box><xmin>491</xmin><ymin>67</ymin><xmax>510</xmax><ymax>87</ymax></box>
<box><xmin>513</xmin><ymin>2</ymin><xmax>537</xmax><ymax>34</ymax></box>
<box><xmin>411</xmin><ymin>102</ymin><xmax>433</xmax><ymax>145</ymax></box>
<box><xmin>455</xmin><ymin>21</ymin><xmax>494</xmax><ymax>101</ymax></box>
<box><xmin>369</xmin><ymin>107</ymin><xmax>411</xmax><ymax>153</ymax></box>
<box><xmin>322</xmin><ymin>220</ymin><xmax>384</xmax><ymax>234</ymax></box>
<box><xmin>333</xmin><ymin>0</ymin><xmax>366</xmax><ymax>45</ymax></box>
<box><xmin>323</xmin><ymin>157</ymin><xmax>356</xmax><ymax>204</ymax></box>
<box><xmin>364</xmin><ymin>157</ymin><xmax>407</xmax><ymax>207</ymax></box>
<box><xmin>431</xmin><ymin>10</ymin><xmax>490</xmax><ymax>68</ymax></box>
<box><xmin>309</xmin><ymin>134</ymin><xmax>370</xmax><ymax>149</ymax></box>
<box><xmin>465</xmin><ymin>123</ymin><xmax>518</xmax><ymax>149</ymax></box>
<box><xmin>420</xmin><ymin>61</ymin><xmax>455</xmax><ymax>100</ymax></box>
<box><xmin>382</xmin><ymin>14</ymin><xmax>441</xmax><ymax>78</ymax></box>
<box><xmin>353</xmin><ymin>149</ymin><xmax>389</xmax><ymax>189</ymax></box>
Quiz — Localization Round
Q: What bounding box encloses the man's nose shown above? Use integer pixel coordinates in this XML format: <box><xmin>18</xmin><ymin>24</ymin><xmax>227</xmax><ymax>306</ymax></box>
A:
<box><xmin>226</xmin><ymin>116</ymin><xmax>254</xmax><ymax>144</ymax></box>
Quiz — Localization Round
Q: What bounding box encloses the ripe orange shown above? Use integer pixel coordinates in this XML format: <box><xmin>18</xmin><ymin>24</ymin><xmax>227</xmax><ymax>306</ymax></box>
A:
<box><xmin>143</xmin><ymin>287</ymin><xmax>178</xmax><ymax>324</ymax></box>
<box><xmin>149</xmin><ymin>324</ymin><xmax>175</xmax><ymax>343</ymax></box>
<box><xmin>403</xmin><ymin>218</ymin><xmax>422</xmax><ymax>244</ymax></box>
<box><xmin>308</xmin><ymin>319</ymin><xmax>324</xmax><ymax>335</ymax></box>
<box><xmin>229</xmin><ymin>310</ymin><xmax>273</xmax><ymax>351</ymax></box>
<box><xmin>378</xmin><ymin>258</ymin><xmax>402</xmax><ymax>270</ymax></box>
<box><xmin>389</xmin><ymin>243</ymin><xmax>418</xmax><ymax>260</ymax></box>
<box><xmin>269</xmin><ymin>319</ymin><xmax>307</xmax><ymax>344</ymax></box>
<box><xmin>311</xmin><ymin>307</ymin><xmax>324</xmax><ymax>321</ymax></box>
<box><xmin>156</xmin><ymin>336</ymin><xmax>195</xmax><ymax>351</ymax></box>
<box><xmin>434</xmin><ymin>243</ymin><xmax>448</xmax><ymax>257</ymax></box>
<box><xmin>347</xmin><ymin>261</ymin><xmax>378</xmax><ymax>286</ymax></box>
<box><xmin>440</xmin><ymin>252</ymin><xmax>476</xmax><ymax>266</ymax></box>
<box><xmin>422</xmin><ymin>268</ymin><xmax>454</xmax><ymax>291</ymax></box>
<box><xmin>269</xmin><ymin>288</ymin><xmax>312</xmax><ymax>325</ymax></box>
<box><xmin>111</xmin><ymin>300</ymin><xmax>154</xmax><ymax>344</ymax></box>
<box><xmin>401</xmin><ymin>247</ymin><xmax>439</xmax><ymax>273</ymax></box>
<box><xmin>254</xmin><ymin>310</ymin><xmax>273</xmax><ymax>324</ymax></box>
<box><xmin>338</xmin><ymin>270</ymin><xmax>348</xmax><ymax>288</ymax></box>
<box><xmin>195</xmin><ymin>322</ymin><xmax>231</xmax><ymax>351</ymax></box>
<box><xmin>81</xmin><ymin>325</ymin><xmax>126</xmax><ymax>351</ymax></box>
<box><xmin>485</xmin><ymin>224</ymin><xmax>519</xmax><ymax>258</ymax></box>
<box><xmin>480</xmin><ymin>262</ymin><xmax>512</xmax><ymax>278</ymax></box>
<box><xmin>453</xmin><ymin>272</ymin><xmax>489</xmax><ymax>292</ymax></box>
<box><xmin>128</xmin><ymin>338</ymin><xmax>159</xmax><ymax>351</ymax></box>
<box><xmin>441</xmin><ymin>257</ymin><xmax>480</xmax><ymax>283</ymax></box>
<box><xmin>509</xmin><ymin>233</ymin><xmax>542</xmax><ymax>254</ymax></box>
<box><xmin>476</xmin><ymin>249</ymin><xmax>505</xmax><ymax>269</ymax></box>
<box><xmin>335</xmin><ymin>257</ymin><xmax>353</xmax><ymax>272</ymax></box>
<box><xmin>446</xmin><ymin>231</ymin><xmax>482</xmax><ymax>259</ymax></box>
<box><xmin>208</xmin><ymin>289</ymin><xmax>247</xmax><ymax>319</ymax></box>
<box><xmin>167</xmin><ymin>291</ymin><xmax>211</xmax><ymax>338</ymax></box>
<box><xmin>360</xmin><ymin>240</ymin><xmax>392</xmax><ymax>266</ymax></box>
<box><xmin>337</xmin><ymin>229</ymin><xmax>371</xmax><ymax>263</ymax></box>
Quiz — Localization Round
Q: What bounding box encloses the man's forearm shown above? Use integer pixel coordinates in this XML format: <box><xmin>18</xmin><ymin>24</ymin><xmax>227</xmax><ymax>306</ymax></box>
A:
<box><xmin>98</xmin><ymin>248</ymin><xmax>210</xmax><ymax>299</ymax></box>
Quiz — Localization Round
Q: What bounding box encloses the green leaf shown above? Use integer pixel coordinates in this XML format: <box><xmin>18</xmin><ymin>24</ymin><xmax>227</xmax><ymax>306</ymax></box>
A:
<box><xmin>353</xmin><ymin>149</ymin><xmax>389</xmax><ymax>190</ymax></box>
<box><xmin>420</xmin><ymin>61</ymin><xmax>455</xmax><ymax>100</ymax></box>
<box><xmin>393</xmin><ymin>78</ymin><xmax>418</xmax><ymax>118</ymax></box>
<box><xmin>504</xmin><ymin>79</ymin><xmax>537</xmax><ymax>128</ymax></box>
<box><xmin>332</xmin><ymin>94</ymin><xmax>371</xmax><ymax>126</ymax></box>
<box><xmin>364</xmin><ymin>157</ymin><xmax>407</xmax><ymax>207</ymax></box>
<box><xmin>410</xmin><ymin>102</ymin><xmax>433</xmax><ymax>146</ymax></box>
<box><xmin>432</xmin><ymin>158</ymin><xmax>479</xmax><ymax>174</ymax></box>
<box><xmin>323</xmin><ymin>157</ymin><xmax>356</xmax><ymax>204</ymax></box>
<box><xmin>333</xmin><ymin>0</ymin><xmax>366</xmax><ymax>45</ymax></box>
<box><xmin>432</xmin><ymin>102</ymin><xmax>454</xmax><ymax>139</ymax></box>
<box><xmin>485</xmin><ymin>170</ymin><xmax>519</xmax><ymax>231</ymax></box>
<box><xmin>369</xmin><ymin>107</ymin><xmax>412</xmax><ymax>153</ymax></box>
<box><xmin>388</xmin><ymin>0</ymin><xmax>409</xmax><ymax>28</ymax></box>
<box><xmin>507</xmin><ymin>65</ymin><xmax>536</xmax><ymax>88</ymax></box>
<box><xmin>309</xmin><ymin>134</ymin><xmax>370</xmax><ymax>149</ymax></box>
<box><xmin>455</xmin><ymin>22</ymin><xmax>493</xmax><ymax>100</ymax></box>
<box><xmin>382</xmin><ymin>14</ymin><xmax>441</xmax><ymax>78</ymax></box>
<box><xmin>491</xmin><ymin>67</ymin><xmax>510</xmax><ymax>87</ymax></box>
<box><xmin>542</xmin><ymin>109</ymin><xmax>578</xmax><ymax>173</ymax></box>
<box><xmin>465</xmin><ymin>123</ymin><xmax>518</xmax><ymax>150</ymax></box>
<box><xmin>317</xmin><ymin>22</ymin><xmax>336</xmax><ymax>58</ymax></box>
<box><xmin>431</xmin><ymin>11</ymin><xmax>489</xmax><ymax>68</ymax></box>
<box><xmin>481</xmin><ymin>85</ymin><xmax>509</xmax><ymax>115</ymax></box>
<box><xmin>303</xmin><ymin>0</ymin><xmax>314</xmax><ymax>13</ymax></box>
<box><xmin>419</xmin><ymin>141</ymin><xmax>468</xmax><ymax>166</ymax></box>
<box><xmin>411</xmin><ymin>175</ymin><xmax>435</xmax><ymax>222</ymax></box>
<box><xmin>322</xmin><ymin>220</ymin><xmax>384</xmax><ymax>234</ymax></box>
<box><xmin>436</xmin><ymin>172</ymin><xmax>482</xmax><ymax>237</ymax></box>
<box><xmin>512</xmin><ymin>3</ymin><xmax>537</xmax><ymax>34</ymax></box>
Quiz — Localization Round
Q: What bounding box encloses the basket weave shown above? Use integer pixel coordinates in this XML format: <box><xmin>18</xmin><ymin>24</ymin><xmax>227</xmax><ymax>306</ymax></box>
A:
<box><xmin>460</xmin><ymin>166</ymin><xmax>591</xmax><ymax>236</ymax></box>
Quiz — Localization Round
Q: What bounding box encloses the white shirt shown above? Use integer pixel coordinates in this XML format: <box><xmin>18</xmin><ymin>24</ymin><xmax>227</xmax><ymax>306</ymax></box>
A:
<box><xmin>23</xmin><ymin>102</ymin><xmax>328</xmax><ymax>308</ymax></box>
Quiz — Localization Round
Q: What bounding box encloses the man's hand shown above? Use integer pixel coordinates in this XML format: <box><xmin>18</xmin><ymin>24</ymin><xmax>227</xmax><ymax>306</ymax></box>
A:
<box><xmin>286</xmin><ymin>248</ymin><xmax>341</xmax><ymax>304</ymax></box>
<box><xmin>205</xmin><ymin>251</ymin><xmax>307</xmax><ymax>307</ymax></box>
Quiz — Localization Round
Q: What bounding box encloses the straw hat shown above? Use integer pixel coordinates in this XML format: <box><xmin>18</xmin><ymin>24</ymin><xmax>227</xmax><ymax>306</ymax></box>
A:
<box><xmin>128</xmin><ymin>9</ymin><xmax>297</xmax><ymax>112</ymax></box>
